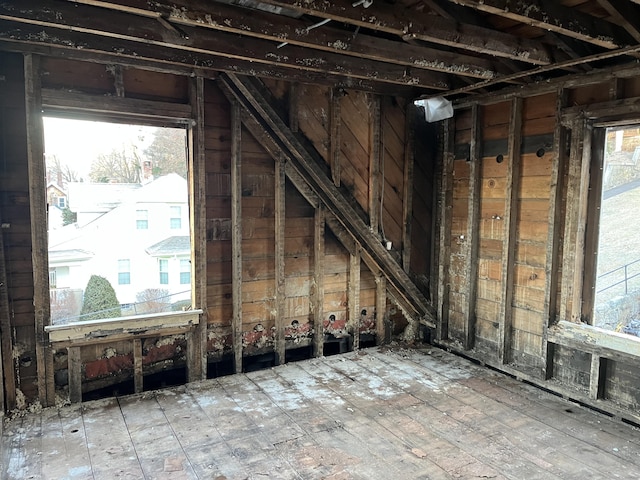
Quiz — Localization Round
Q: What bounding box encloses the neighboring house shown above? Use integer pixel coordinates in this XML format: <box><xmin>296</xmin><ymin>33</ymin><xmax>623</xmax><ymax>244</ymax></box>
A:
<box><xmin>46</xmin><ymin>182</ymin><xmax>68</xmax><ymax>231</ymax></box>
<box><xmin>48</xmin><ymin>173</ymin><xmax>191</xmax><ymax>322</ymax></box>
<box><xmin>67</xmin><ymin>181</ymin><xmax>141</xmax><ymax>226</ymax></box>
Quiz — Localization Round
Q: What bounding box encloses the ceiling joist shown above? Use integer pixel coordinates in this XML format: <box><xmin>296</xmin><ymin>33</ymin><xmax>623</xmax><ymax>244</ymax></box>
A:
<box><xmin>446</xmin><ymin>0</ymin><xmax>634</xmax><ymax>49</ymax></box>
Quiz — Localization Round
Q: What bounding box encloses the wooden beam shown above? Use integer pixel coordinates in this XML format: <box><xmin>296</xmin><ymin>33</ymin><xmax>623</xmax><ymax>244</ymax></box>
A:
<box><xmin>0</xmin><ymin>224</ymin><xmax>16</xmax><ymax>411</ymax></box>
<box><xmin>70</xmin><ymin>0</ymin><xmax>500</xmax><ymax>79</ymax></box>
<box><xmin>217</xmin><ymin>74</ymin><xmax>436</xmax><ymax>326</ymax></box>
<box><xmin>133</xmin><ymin>338</ymin><xmax>143</xmax><ymax>394</ymax></box>
<box><xmin>436</xmin><ymin>118</ymin><xmax>455</xmax><ymax>342</ymax></box>
<box><xmin>253</xmin><ymin>0</ymin><xmax>552</xmax><ymax>64</ymax></box>
<box><xmin>559</xmin><ymin>118</ymin><xmax>591</xmax><ymax>323</ymax></box>
<box><xmin>589</xmin><ymin>354</ymin><xmax>605</xmax><ymax>400</ymax></box>
<box><xmin>446</xmin><ymin>0</ymin><xmax>632</xmax><ymax>49</ymax></box>
<box><xmin>68</xmin><ymin>346</ymin><xmax>82</xmax><ymax>404</ymax></box>
<box><xmin>541</xmin><ymin>88</ymin><xmax>568</xmax><ymax>379</ymax></box>
<box><xmin>595</xmin><ymin>0</ymin><xmax>640</xmax><ymax>44</ymax></box>
<box><xmin>231</xmin><ymin>100</ymin><xmax>243</xmax><ymax>374</ymax></box>
<box><xmin>349</xmin><ymin>248</ymin><xmax>361</xmax><ymax>350</ymax></box>
<box><xmin>375</xmin><ymin>275</ymin><xmax>387</xmax><ymax>344</ymax></box>
<box><xmin>24</xmin><ymin>53</ymin><xmax>54</xmax><ymax>407</ymax></box>
<box><xmin>289</xmin><ymin>83</ymin><xmax>299</xmax><ymax>133</ymax></box>
<box><xmin>402</xmin><ymin>104</ymin><xmax>415</xmax><ymax>273</ymax></box>
<box><xmin>0</xmin><ymin>2</ymin><xmax>450</xmax><ymax>90</ymax></box>
<box><xmin>562</xmin><ymin>96</ymin><xmax>640</xmax><ymax>123</ymax></box>
<box><xmin>41</xmin><ymin>88</ymin><xmax>192</xmax><ymax>122</ymax></box>
<box><xmin>498</xmin><ymin>97</ymin><xmax>522</xmax><ymax>365</ymax></box>
<box><xmin>368</xmin><ymin>95</ymin><xmax>382</xmax><ymax>236</ymax></box>
<box><xmin>0</xmin><ymin>20</ymin><xmax>418</xmax><ymax>95</ymax></box>
<box><xmin>462</xmin><ymin>104</ymin><xmax>482</xmax><ymax>350</ymax></box>
<box><xmin>313</xmin><ymin>206</ymin><xmax>325</xmax><ymax>358</ymax></box>
<box><xmin>188</xmin><ymin>76</ymin><xmax>207</xmax><ymax>381</ymax></box>
<box><xmin>275</xmin><ymin>156</ymin><xmax>286</xmax><ymax>365</ymax></box>
<box><xmin>330</xmin><ymin>88</ymin><xmax>342</xmax><ymax>188</ymax></box>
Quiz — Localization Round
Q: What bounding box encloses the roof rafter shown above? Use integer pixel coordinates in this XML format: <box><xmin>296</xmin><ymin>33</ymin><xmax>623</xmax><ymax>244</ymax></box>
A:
<box><xmin>68</xmin><ymin>0</ymin><xmax>501</xmax><ymax>79</ymax></box>
<box><xmin>0</xmin><ymin>0</ymin><xmax>448</xmax><ymax>90</ymax></box>
<box><xmin>595</xmin><ymin>0</ymin><xmax>640</xmax><ymax>43</ymax></box>
<box><xmin>240</xmin><ymin>0</ymin><xmax>553</xmax><ymax>64</ymax></box>
<box><xmin>446</xmin><ymin>0</ymin><xmax>634</xmax><ymax>49</ymax></box>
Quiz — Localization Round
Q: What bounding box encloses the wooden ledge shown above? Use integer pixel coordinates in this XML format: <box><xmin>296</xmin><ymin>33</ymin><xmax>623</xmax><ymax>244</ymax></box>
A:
<box><xmin>548</xmin><ymin>320</ymin><xmax>640</xmax><ymax>360</ymax></box>
<box><xmin>45</xmin><ymin>310</ymin><xmax>203</xmax><ymax>346</ymax></box>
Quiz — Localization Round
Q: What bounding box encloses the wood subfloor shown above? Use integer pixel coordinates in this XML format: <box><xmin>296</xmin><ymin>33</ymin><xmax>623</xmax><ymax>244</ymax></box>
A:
<box><xmin>2</xmin><ymin>346</ymin><xmax>640</xmax><ymax>479</ymax></box>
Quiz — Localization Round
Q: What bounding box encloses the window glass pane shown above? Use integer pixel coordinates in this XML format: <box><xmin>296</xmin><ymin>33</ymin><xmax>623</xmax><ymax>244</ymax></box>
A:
<box><xmin>594</xmin><ymin>127</ymin><xmax>640</xmax><ymax>338</ymax></box>
<box><xmin>180</xmin><ymin>259</ymin><xmax>190</xmax><ymax>285</ymax></box>
<box><xmin>44</xmin><ymin>118</ymin><xmax>191</xmax><ymax>324</ymax></box>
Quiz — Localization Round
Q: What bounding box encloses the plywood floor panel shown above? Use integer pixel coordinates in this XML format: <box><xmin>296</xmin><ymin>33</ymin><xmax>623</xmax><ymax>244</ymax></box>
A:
<box><xmin>3</xmin><ymin>347</ymin><xmax>640</xmax><ymax>479</ymax></box>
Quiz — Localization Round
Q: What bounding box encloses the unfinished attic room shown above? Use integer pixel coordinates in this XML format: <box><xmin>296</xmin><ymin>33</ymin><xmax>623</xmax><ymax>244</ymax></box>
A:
<box><xmin>4</xmin><ymin>0</ymin><xmax>640</xmax><ymax>478</ymax></box>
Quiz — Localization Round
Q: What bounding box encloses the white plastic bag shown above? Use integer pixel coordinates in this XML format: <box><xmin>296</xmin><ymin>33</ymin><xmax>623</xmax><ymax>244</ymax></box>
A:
<box><xmin>414</xmin><ymin>97</ymin><xmax>454</xmax><ymax>123</ymax></box>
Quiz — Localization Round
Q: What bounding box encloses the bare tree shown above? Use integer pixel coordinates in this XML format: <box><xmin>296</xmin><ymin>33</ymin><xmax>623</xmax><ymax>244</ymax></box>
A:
<box><xmin>46</xmin><ymin>154</ymin><xmax>81</xmax><ymax>187</ymax></box>
<box><xmin>89</xmin><ymin>148</ymin><xmax>141</xmax><ymax>183</ymax></box>
<box><xmin>144</xmin><ymin>128</ymin><xmax>187</xmax><ymax>179</ymax></box>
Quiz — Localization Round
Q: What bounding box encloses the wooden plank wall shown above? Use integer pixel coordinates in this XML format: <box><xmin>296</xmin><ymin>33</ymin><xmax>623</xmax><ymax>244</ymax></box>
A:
<box><xmin>443</xmin><ymin>74</ymin><xmax>640</xmax><ymax>422</ymax></box>
<box><xmin>1</xmin><ymin>54</ymin><xmax>432</xmax><ymax>408</ymax></box>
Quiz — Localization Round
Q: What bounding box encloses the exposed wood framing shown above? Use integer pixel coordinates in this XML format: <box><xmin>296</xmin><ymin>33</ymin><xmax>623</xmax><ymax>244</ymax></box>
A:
<box><xmin>24</xmin><ymin>53</ymin><xmax>54</xmax><ymax>407</ymax></box>
<box><xmin>436</xmin><ymin>118</ymin><xmax>455</xmax><ymax>342</ymax></box>
<box><xmin>330</xmin><ymin>88</ymin><xmax>342</xmax><ymax>188</ymax></box>
<box><xmin>402</xmin><ymin>104</ymin><xmax>415</xmax><ymax>273</ymax></box>
<box><xmin>254</xmin><ymin>0</ymin><xmax>552</xmax><ymax>64</ymax></box>
<box><xmin>463</xmin><ymin>104</ymin><xmax>482</xmax><ymax>350</ymax></box>
<box><xmin>217</xmin><ymin>74</ymin><xmax>435</xmax><ymax>327</ymax></box>
<box><xmin>559</xmin><ymin>118</ymin><xmax>591</xmax><ymax>323</ymax></box>
<box><xmin>67</xmin><ymin>0</ymin><xmax>500</xmax><ymax>79</ymax></box>
<box><xmin>289</xmin><ymin>83</ymin><xmax>299</xmax><ymax>133</ymax></box>
<box><xmin>595</xmin><ymin>0</ymin><xmax>640</xmax><ymax>43</ymax></box>
<box><xmin>133</xmin><ymin>338</ymin><xmax>143</xmax><ymax>394</ymax></box>
<box><xmin>188</xmin><ymin>76</ymin><xmax>207</xmax><ymax>381</ymax></box>
<box><xmin>369</xmin><ymin>95</ymin><xmax>382</xmax><ymax>236</ymax></box>
<box><xmin>0</xmin><ymin>225</ymin><xmax>15</xmax><ymax>411</ymax></box>
<box><xmin>231</xmin><ymin>100</ymin><xmax>243</xmax><ymax>374</ymax></box>
<box><xmin>68</xmin><ymin>347</ymin><xmax>82</xmax><ymax>404</ymax></box>
<box><xmin>0</xmin><ymin>1</ymin><xmax>449</xmax><ymax>91</ymax></box>
<box><xmin>111</xmin><ymin>64</ymin><xmax>124</xmax><ymax>97</ymax></box>
<box><xmin>581</xmin><ymin>128</ymin><xmax>606</xmax><ymax>324</ymax></box>
<box><xmin>274</xmin><ymin>157</ymin><xmax>286</xmax><ymax>365</ymax></box>
<box><xmin>313</xmin><ymin>206</ymin><xmax>325</xmax><ymax>358</ymax></box>
<box><xmin>498</xmin><ymin>97</ymin><xmax>522</xmax><ymax>364</ymax></box>
<box><xmin>349</xmin><ymin>248</ymin><xmax>361</xmax><ymax>351</ymax></box>
<box><xmin>542</xmin><ymin>88</ymin><xmax>568</xmax><ymax>379</ymax></box>
<box><xmin>375</xmin><ymin>275</ymin><xmax>387</xmax><ymax>344</ymax></box>
<box><xmin>446</xmin><ymin>0</ymin><xmax>632</xmax><ymax>49</ymax></box>
<box><xmin>562</xmin><ymin>96</ymin><xmax>640</xmax><ymax>123</ymax></box>
<box><xmin>589</xmin><ymin>353</ymin><xmax>606</xmax><ymax>400</ymax></box>
<box><xmin>41</xmin><ymin>89</ymin><xmax>192</xmax><ymax>123</ymax></box>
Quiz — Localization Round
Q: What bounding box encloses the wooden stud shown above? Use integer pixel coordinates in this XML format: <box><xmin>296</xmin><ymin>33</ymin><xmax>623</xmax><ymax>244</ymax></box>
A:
<box><xmin>559</xmin><ymin>117</ymin><xmax>591</xmax><ymax>323</ymax></box>
<box><xmin>349</xmin><ymin>248</ymin><xmax>361</xmax><ymax>350</ymax></box>
<box><xmin>589</xmin><ymin>353</ymin><xmax>605</xmax><ymax>400</ymax></box>
<box><xmin>375</xmin><ymin>275</ymin><xmax>387</xmax><ymax>344</ymax></box>
<box><xmin>436</xmin><ymin>117</ymin><xmax>455</xmax><ymax>342</ymax></box>
<box><xmin>542</xmin><ymin>88</ymin><xmax>568</xmax><ymax>379</ymax></box>
<box><xmin>133</xmin><ymin>339</ymin><xmax>143</xmax><ymax>394</ymax></box>
<box><xmin>402</xmin><ymin>103</ymin><xmax>415</xmax><ymax>273</ymax></box>
<box><xmin>24</xmin><ymin>53</ymin><xmax>54</xmax><ymax>407</ymax></box>
<box><xmin>188</xmin><ymin>76</ymin><xmax>207</xmax><ymax>381</ymax></box>
<box><xmin>67</xmin><ymin>346</ymin><xmax>82</xmax><ymax>404</ymax></box>
<box><xmin>330</xmin><ymin>88</ymin><xmax>342</xmax><ymax>188</ymax></box>
<box><xmin>463</xmin><ymin>103</ymin><xmax>482</xmax><ymax>350</ymax></box>
<box><xmin>498</xmin><ymin>97</ymin><xmax>523</xmax><ymax>365</ymax></box>
<box><xmin>231</xmin><ymin>100</ymin><xmax>243</xmax><ymax>373</ymax></box>
<box><xmin>112</xmin><ymin>64</ymin><xmax>125</xmax><ymax>97</ymax></box>
<box><xmin>368</xmin><ymin>94</ymin><xmax>381</xmax><ymax>235</ymax></box>
<box><xmin>313</xmin><ymin>206</ymin><xmax>325</xmax><ymax>358</ymax></box>
<box><xmin>275</xmin><ymin>156</ymin><xmax>286</xmax><ymax>365</ymax></box>
<box><xmin>581</xmin><ymin>127</ymin><xmax>606</xmax><ymax>325</ymax></box>
<box><xmin>289</xmin><ymin>83</ymin><xmax>299</xmax><ymax>133</ymax></box>
<box><xmin>0</xmin><ymin>225</ymin><xmax>16</xmax><ymax>411</ymax></box>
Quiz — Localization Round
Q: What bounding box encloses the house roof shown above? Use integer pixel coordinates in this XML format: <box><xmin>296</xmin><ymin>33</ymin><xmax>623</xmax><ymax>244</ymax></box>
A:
<box><xmin>2</xmin><ymin>1</ymin><xmax>640</xmax><ymax>100</ymax></box>
<box><xmin>48</xmin><ymin>249</ymin><xmax>94</xmax><ymax>263</ymax></box>
<box><xmin>68</xmin><ymin>182</ymin><xmax>141</xmax><ymax>214</ymax></box>
<box><xmin>146</xmin><ymin>236</ymin><xmax>190</xmax><ymax>256</ymax></box>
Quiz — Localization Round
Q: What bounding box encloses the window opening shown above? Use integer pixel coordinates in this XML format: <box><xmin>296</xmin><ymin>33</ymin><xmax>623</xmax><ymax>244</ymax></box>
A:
<box><xmin>593</xmin><ymin>126</ymin><xmax>640</xmax><ymax>337</ymax></box>
<box><xmin>44</xmin><ymin>117</ymin><xmax>191</xmax><ymax>324</ymax></box>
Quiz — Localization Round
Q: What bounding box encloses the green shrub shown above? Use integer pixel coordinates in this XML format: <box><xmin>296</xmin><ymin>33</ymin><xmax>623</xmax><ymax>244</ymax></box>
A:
<box><xmin>80</xmin><ymin>275</ymin><xmax>121</xmax><ymax>321</ymax></box>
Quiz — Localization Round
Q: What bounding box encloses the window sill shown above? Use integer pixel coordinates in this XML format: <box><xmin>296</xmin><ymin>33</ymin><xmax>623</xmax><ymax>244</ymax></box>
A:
<box><xmin>45</xmin><ymin>309</ymin><xmax>203</xmax><ymax>346</ymax></box>
<box><xmin>548</xmin><ymin>320</ymin><xmax>640</xmax><ymax>360</ymax></box>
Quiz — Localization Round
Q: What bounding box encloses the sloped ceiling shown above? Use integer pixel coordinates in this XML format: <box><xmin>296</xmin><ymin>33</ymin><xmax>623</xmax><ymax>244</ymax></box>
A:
<box><xmin>1</xmin><ymin>0</ymin><xmax>640</xmax><ymax>99</ymax></box>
